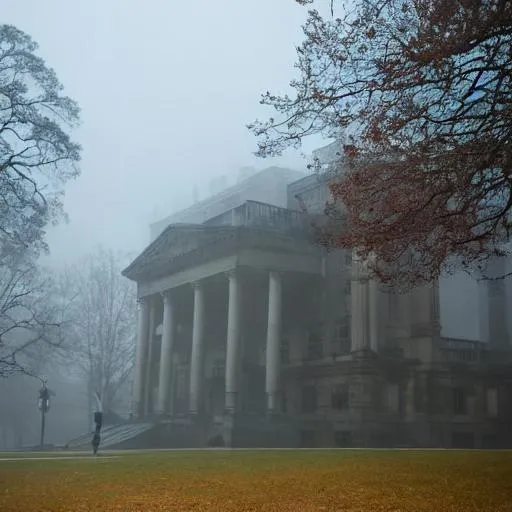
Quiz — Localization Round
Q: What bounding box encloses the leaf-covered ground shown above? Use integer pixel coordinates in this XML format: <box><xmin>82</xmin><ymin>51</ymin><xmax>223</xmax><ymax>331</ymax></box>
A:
<box><xmin>1</xmin><ymin>449</ymin><xmax>511</xmax><ymax>511</ymax></box>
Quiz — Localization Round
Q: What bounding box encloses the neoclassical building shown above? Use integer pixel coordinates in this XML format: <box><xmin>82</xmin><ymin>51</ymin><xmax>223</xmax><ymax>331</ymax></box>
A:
<box><xmin>122</xmin><ymin>166</ymin><xmax>512</xmax><ymax>448</ymax></box>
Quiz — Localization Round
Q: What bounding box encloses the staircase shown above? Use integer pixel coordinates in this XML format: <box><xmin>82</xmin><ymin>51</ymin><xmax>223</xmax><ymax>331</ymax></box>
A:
<box><xmin>65</xmin><ymin>422</ymin><xmax>155</xmax><ymax>450</ymax></box>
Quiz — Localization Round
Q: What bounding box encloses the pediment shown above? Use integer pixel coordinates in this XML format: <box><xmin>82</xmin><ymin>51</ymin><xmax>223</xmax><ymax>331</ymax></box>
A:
<box><xmin>122</xmin><ymin>224</ymin><xmax>235</xmax><ymax>281</ymax></box>
<box><xmin>156</xmin><ymin>225</ymin><xmax>206</xmax><ymax>259</ymax></box>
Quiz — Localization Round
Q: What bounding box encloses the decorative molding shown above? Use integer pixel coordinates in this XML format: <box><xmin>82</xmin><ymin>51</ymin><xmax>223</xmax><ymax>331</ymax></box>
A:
<box><xmin>136</xmin><ymin>296</ymin><xmax>149</xmax><ymax>311</ymax></box>
<box><xmin>160</xmin><ymin>290</ymin><xmax>172</xmax><ymax>304</ymax></box>
<box><xmin>225</xmin><ymin>269</ymin><xmax>238</xmax><ymax>280</ymax></box>
<box><xmin>125</xmin><ymin>224</ymin><xmax>316</xmax><ymax>283</ymax></box>
<box><xmin>191</xmin><ymin>280</ymin><xmax>203</xmax><ymax>291</ymax></box>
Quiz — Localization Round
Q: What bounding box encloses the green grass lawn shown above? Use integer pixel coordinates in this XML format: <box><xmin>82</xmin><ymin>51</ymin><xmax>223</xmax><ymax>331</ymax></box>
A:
<box><xmin>1</xmin><ymin>449</ymin><xmax>511</xmax><ymax>511</ymax></box>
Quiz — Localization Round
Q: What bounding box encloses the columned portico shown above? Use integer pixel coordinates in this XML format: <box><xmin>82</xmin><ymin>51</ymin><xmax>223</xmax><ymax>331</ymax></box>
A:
<box><xmin>120</xmin><ymin>177</ymin><xmax>512</xmax><ymax>451</ymax></box>
<box><xmin>125</xmin><ymin>220</ymin><xmax>324</xmax><ymax>430</ymax></box>
<box><xmin>225</xmin><ymin>270</ymin><xmax>241</xmax><ymax>412</ymax></box>
<box><xmin>351</xmin><ymin>255</ymin><xmax>371</xmax><ymax>352</ymax></box>
<box><xmin>189</xmin><ymin>281</ymin><xmax>205</xmax><ymax>414</ymax></box>
<box><xmin>133</xmin><ymin>298</ymin><xmax>150</xmax><ymax>417</ymax></box>
<box><xmin>156</xmin><ymin>291</ymin><xmax>174</xmax><ymax>415</ymax></box>
<box><xmin>266</xmin><ymin>271</ymin><xmax>282</xmax><ymax>413</ymax></box>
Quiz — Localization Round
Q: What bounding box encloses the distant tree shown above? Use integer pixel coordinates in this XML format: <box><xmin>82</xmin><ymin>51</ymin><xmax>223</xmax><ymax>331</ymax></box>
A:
<box><xmin>0</xmin><ymin>24</ymin><xmax>81</xmax><ymax>374</ymax></box>
<box><xmin>250</xmin><ymin>0</ymin><xmax>512</xmax><ymax>287</ymax></box>
<box><xmin>0</xmin><ymin>252</ymin><xmax>67</xmax><ymax>377</ymax></box>
<box><xmin>0</xmin><ymin>24</ymin><xmax>81</xmax><ymax>258</ymax></box>
<box><xmin>62</xmin><ymin>248</ymin><xmax>136</xmax><ymax>415</ymax></box>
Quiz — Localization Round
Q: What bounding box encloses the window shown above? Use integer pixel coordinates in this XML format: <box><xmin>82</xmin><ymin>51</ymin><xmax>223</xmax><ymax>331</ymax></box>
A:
<box><xmin>486</xmin><ymin>388</ymin><xmax>498</xmax><ymax>417</ymax></box>
<box><xmin>176</xmin><ymin>365</ymin><xmax>188</xmax><ymax>400</ymax></box>
<box><xmin>331</xmin><ymin>384</ymin><xmax>349</xmax><ymax>410</ymax></box>
<box><xmin>387</xmin><ymin>384</ymin><xmax>400</xmax><ymax>413</ymax></box>
<box><xmin>488</xmin><ymin>280</ymin><xmax>505</xmax><ymax>298</ymax></box>
<box><xmin>482</xmin><ymin>434</ymin><xmax>498</xmax><ymax>449</ymax></box>
<box><xmin>332</xmin><ymin>319</ymin><xmax>351</xmax><ymax>356</ymax></box>
<box><xmin>281</xmin><ymin>336</ymin><xmax>289</xmax><ymax>364</ymax></box>
<box><xmin>453</xmin><ymin>388</ymin><xmax>468</xmax><ymax>415</ymax></box>
<box><xmin>300</xmin><ymin>430</ymin><xmax>315</xmax><ymax>448</ymax></box>
<box><xmin>212</xmin><ymin>358</ymin><xmax>225</xmax><ymax>378</ymax></box>
<box><xmin>388</xmin><ymin>291</ymin><xmax>400</xmax><ymax>321</ymax></box>
<box><xmin>302</xmin><ymin>386</ymin><xmax>317</xmax><ymax>413</ymax></box>
<box><xmin>452</xmin><ymin>432</ymin><xmax>474</xmax><ymax>449</ymax></box>
<box><xmin>459</xmin><ymin>350</ymin><xmax>477</xmax><ymax>362</ymax></box>
<box><xmin>307</xmin><ymin>325</ymin><xmax>324</xmax><ymax>360</ymax></box>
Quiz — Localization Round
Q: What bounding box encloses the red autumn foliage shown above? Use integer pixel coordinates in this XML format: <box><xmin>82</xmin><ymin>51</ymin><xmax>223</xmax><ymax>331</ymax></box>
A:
<box><xmin>249</xmin><ymin>0</ymin><xmax>512</xmax><ymax>287</ymax></box>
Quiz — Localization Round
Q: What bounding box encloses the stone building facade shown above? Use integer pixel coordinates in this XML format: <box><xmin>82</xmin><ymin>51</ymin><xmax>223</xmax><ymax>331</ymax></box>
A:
<box><xmin>123</xmin><ymin>167</ymin><xmax>512</xmax><ymax>448</ymax></box>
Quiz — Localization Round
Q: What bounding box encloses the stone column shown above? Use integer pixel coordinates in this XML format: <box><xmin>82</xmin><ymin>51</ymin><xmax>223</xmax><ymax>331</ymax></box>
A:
<box><xmin>132</xmin><ymin>297</ymin><xmax>150</xmax><ymax>417</ymax></box>
<box><xmin>404</xmin><ymin>377</ymin><xmax>415</xmax><ymax>422</ymax></box>
<box><xmin>144</xmin><ymin>298</ymin><xmax>156</xmax><ymax>416</ymax></box>
<box><xmin>350</xmin><ymin>255</ymin><xmax>370</xmax><ymax>352</ymax></box>
<box><xmin>411</xmin><ymin>283</ymin><xmax>440</xmax><ymax>337</ymax></box>
<box><xmin>266</xmin><ymin>271</ymin><xmax>282</xmax><ymax>413</ymax></box>
<box><xmin>369</xmin><ymin>279</ymin><xmax>379</xmax><ymax>352</ymax></box>
<box><xmin>225</xmin><ymin>270</ymin><xmax>241</xmax><ymax>413</ymax></box>
<box><xmin>156</xmin><ymin>291</ymin><xmax>174</xmax><ymax>415</ymax></box>
<box><xmin>189</xmin><ymin>281</ymin><xmax>205</xmax><ymax>415</ymax></box>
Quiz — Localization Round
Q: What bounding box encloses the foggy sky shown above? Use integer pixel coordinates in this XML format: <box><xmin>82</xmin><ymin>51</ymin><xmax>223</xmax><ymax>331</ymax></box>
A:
<box><xmin>2</xmin><ymin>0</ymin><xmax>323</xmax><ymax>266</ymax></box>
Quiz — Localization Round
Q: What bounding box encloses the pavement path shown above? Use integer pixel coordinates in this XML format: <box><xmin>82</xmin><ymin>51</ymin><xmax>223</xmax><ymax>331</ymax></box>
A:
<box><xmin>0</xmin><ymin>455</ymin><xmax>119</xmax><ymax>461</ymax></box>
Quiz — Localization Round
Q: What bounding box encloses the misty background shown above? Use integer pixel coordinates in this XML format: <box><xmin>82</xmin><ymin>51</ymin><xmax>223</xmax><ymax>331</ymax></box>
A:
<box><xmin>0</xmin><ymin>0</ymin><xmax>496</xmax><ymax>449</ymax></box>
<box><xmin>2</xmin><ymin>0</ymin><xmax>325</xmax><ymax>268</ymax></box>
<box><xmin>0</xmin><ymin>0</ymin><xmax>327</xmax><ymax>449</ymax></box>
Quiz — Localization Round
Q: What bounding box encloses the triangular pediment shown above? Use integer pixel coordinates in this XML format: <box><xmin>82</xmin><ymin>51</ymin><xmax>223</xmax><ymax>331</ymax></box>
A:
<box><xmin>122</xmin><ymin>224</ymin><xmax>236</xmax><ymax>281</ymax></box>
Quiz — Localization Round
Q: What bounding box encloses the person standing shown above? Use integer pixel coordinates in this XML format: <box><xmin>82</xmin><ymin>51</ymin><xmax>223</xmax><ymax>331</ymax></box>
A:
<box><xmin>92</xmin><ymin>392</ymin><xmax>103</xmax><ymax>455</ymax></box>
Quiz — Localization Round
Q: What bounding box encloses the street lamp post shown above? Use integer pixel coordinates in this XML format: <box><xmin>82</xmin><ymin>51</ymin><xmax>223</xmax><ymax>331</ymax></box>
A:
<box><xmin>37</xmin><ymin>378</ymin><xmax>55</xmax><ymax>450</ymax></box>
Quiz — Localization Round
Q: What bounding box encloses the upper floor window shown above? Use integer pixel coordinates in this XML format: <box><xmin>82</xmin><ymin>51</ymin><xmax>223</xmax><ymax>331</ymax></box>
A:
<box><xmin>486</xmin><ymin>388</ymin><xmax>498</xmax><ymax>417</ymax></box>
<box><xmin>176</xmin><ymin>365</ymin><xmax>188</xmax><ymax>400</ymax></box>
<box><xmin>281</xmin><ymin>335</ymin><xmax>290</xmax><ymax>365</ymax></box>
<box><xmin>302</xmin><ymin>386</ymin><xmax>317</xmax><ymax>413</ymax></box>
<box><xmin>331</xmin><ymin>383</ymin><xmax>349</xmax><ymax>410</ymax></box>
<box><xmin>388</xmin><ymin>291</ymin><xmax>400</xmax><ymax>322</ymax></box>
<box><xmin>453</xmin><ymin>388</ymin><xmax>468</xmax><ymax>415</ymax></box>
<box><xmin>307</xmin><ymin>324</ymin><xmax>324</xmax><ymax>360</ymax></box>
<box><xmin>387</xmin><ymin>383</ymin><xmax>400</xmax><ymax>413</ymax></box>
<box><xmin>332</xmin><ymin>318</ymin><xmax>350</xmax><ymax>356</ymax></box>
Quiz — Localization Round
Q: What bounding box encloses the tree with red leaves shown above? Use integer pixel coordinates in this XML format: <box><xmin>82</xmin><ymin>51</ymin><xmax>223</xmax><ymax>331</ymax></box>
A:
<box><xmin>249</xmin><ymin>0</ymin><xmax>512</xmax><ymax>287</ymax></box>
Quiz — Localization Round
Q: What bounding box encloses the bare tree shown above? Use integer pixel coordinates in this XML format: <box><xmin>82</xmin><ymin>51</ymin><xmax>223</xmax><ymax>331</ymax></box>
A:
<box><xmin>62</xmin><ymin>247</ymin><xmax>136</xmax><ymax>415</ymax></box>
<box><xmin>0</xmin><ymin>252</ymin><xmax>68</xmax><ymax>377</ymax></box>
<box><xmin>0</xmin><ymin>24</ymin><xmax>81</xmax><ymax>375</ymax></box>
<box><xmin>250</xmin><ymin>0</ymin><xmax>512</xmax><ymax>287</ymax></box>
<box><xmin>0</xmin><ymin>24</ymin><xmax>81</xmax><ymax>258</ymax></box>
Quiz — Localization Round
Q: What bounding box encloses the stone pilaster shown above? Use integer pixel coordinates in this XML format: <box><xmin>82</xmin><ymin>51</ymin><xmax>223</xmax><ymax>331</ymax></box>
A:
<box><xmin>225</xmin><ymin>270</ymin><xmax>241</xmax><ymax>413</ymax></box>
<box><xmin>487</xmin><ymin>264</ymin><xmax>509</xmax><ymax>349</ymax></box>
<box><xmin>266</xmin><ymin>271</ymin><xmax>282</xmax><ymax>413</ymax></box>
<box><xmin>350</xmin><ymin>255</ymin><xmax>370</xmax><ymax>352</ymax></box>
<box><xmin>189</xmin><ymin>281</ymin><xmax>205</xmax><ymax>414</ymax></box>
<box><xmin>369</xmin><ymin>279</ymin><xmax>379</xmax><ymax>352</ymax></box>
<box><xmin>410</xmin><ymin>282</ymin><xmax>440</xmax><ymax>337</ymax></box>
<box><xmin>404</xmin><ymin>376</ymin><xmax>415</xmax><ymax>422</ymax></box>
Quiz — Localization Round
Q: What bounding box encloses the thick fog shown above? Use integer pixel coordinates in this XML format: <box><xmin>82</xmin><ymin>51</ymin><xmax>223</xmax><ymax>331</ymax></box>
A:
<box><xmin>3</xmin><ymin>0</ymin><xmax>509</xmax><ymax>453</ymax></box>
<box><xmin>2</xmin><ymin>0</ymin><xmax>323</xmax><ymax>267</ymax></box>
